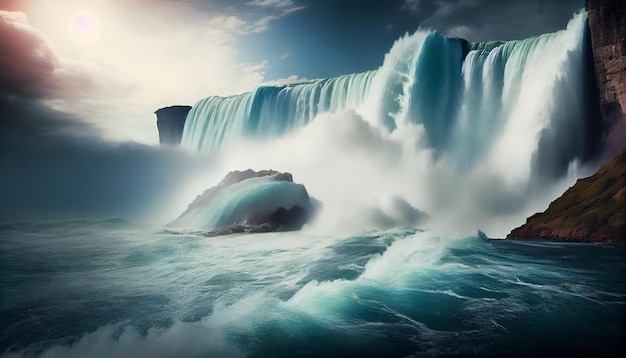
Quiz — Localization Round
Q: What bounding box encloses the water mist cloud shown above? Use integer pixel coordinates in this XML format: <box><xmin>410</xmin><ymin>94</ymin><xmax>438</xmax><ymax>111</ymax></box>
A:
<box><xmin>180</xmin><ymin>11</ymin><xmax>594</xmax><ymax>237</ymax></box>
<box><xmin>6</xmin><ymin>1</ymin><xmax>297</xmax><ymax>144</ymax></box>
<box><xmin>199</xmin><ymin>108</ymin><xmax>579</xmax><ymax>237</ymax></box>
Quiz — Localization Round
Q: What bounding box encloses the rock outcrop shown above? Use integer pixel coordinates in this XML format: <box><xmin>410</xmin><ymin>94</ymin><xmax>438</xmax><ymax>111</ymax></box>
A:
<box><xmin>155</xmin><ymin>105</ymin><xmax>191</xmax><ymax>145</ymax></box>
<box><xmin>170</xmin><ymin>169</ymin><xmax>314</xmax><ymax>236</ymax></box>
<box><xmin>585</xmin><ymin>0</ymin><xmax>626</xmax><ymax>156</ymax></box>
<box><xmin>507</xmin><ymin>148</ymin><xmax>626</xmax><ymax>243</ymax></box>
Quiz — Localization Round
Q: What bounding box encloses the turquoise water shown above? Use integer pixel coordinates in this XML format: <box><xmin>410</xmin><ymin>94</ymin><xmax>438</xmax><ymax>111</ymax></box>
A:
<box><xmin>1</xmin><ymin>218</ymin><xmax>624</xmax><ymax>357</ymax></box>
<box><xmin>0</xmin><ymin>7</ymin><xmax>618</xmax><ymax>358</ymax></box>
<box><xmin>172</xmin><ymin>11</ymin><xmax>598</xmax><ymax>242</ymax></box>
<box><xmin>181</xmin><ymin>11</ymin><xmax>591</xmax><ymax>181</ymax></box>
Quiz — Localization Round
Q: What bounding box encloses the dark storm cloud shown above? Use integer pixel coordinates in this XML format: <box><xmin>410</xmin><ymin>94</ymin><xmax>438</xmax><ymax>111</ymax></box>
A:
<box><xmin>414</xmin><ymin>0</ymin><xmax>586</xmax><ymax>41</ymax></box>
<box><xmin>0</xmin><ymin>10</ymin><xmax>94</xmax><ymax>138</ymax></box>
<box><xmin>300</xmin><ymin>0</ymin><xmax>438</xmax><ymax>29</ymax></box>
<box><xmin>0</xmin><ymin>10</ymin><xmax>92</xmax><ymax>101</ymax></box>
<box><xmin>292</xmin><ymin>0</ymin><xmax>585</xmax><ymax>43</ymax></box>
<box><xmin>235</xmin><ymin>0</ymin><xmax>438</xmax><ymax>78</ymax></box>
<box><xmin>291</xmin><ymin>0</ymin><xmax>584</xmax><ymax>41</ymax></box>
<box><xmin>231</xmin><ymin>0</ymin><xmax>584</xmax><ymax>79</ymax></box>
<box><xmin>0</xmin><ymin>11</ymin><xmax>61</xmax><ymax>98</ymax></box>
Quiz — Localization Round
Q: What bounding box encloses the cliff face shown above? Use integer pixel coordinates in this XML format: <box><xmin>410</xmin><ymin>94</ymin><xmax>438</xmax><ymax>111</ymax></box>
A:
<box><xmin>507</xmin><ymin>0</ymin><xmax>626</xmax><ymax>243</ymax></box>
<box><xmin>585</xmin><ymin>0</ymin><xmax>626</xmax><ymax>156</ymax></box>
<box><xmin>507</xmin><ymin>148</ymin><xmax>626</xmax><ymax>243</ymax></box>
<box><xmin>155</xmin><ymin>105</ymin><xmax>191</xmax><ymax>145</ymax></box>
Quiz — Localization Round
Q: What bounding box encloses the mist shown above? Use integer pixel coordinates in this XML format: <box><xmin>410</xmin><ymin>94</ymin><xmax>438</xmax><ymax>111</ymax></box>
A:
<box><xmin>173</xmin><ymin>12</ymin><xmax>597</xmax><ymax>237</ymax></box>
<box><xmin>0</xmin><ymin>97</ymin><xmax>212</xmax><ymax>223</ymax></box>
<box><xmin>193</xmin><ymin>109</ymin><xmax>574</xmax><ymax>237</ymax></box>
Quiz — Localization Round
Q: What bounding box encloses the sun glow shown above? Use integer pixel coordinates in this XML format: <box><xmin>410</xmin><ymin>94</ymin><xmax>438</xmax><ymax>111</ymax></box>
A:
<box><xmin>17</xmin><ymin>0</ymin><xmax>268</xmax><ymax>143</ymax></box>
<box><xmin>69</xmin><ymin>11</ymin><xmax>99</xmax><ymax>41</ymax></box>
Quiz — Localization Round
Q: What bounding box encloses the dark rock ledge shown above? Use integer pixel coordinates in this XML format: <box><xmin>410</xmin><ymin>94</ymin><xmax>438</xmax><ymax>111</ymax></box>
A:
<box><xmin>507</xmin><ymin>148</ymin><xmax>626</xmax><ymax>243</ymax></box>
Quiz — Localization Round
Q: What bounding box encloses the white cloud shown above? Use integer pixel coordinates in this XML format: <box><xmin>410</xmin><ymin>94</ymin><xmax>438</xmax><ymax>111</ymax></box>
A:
<box><xmin>15</xmin><ymin>0</ymin><xmax>296</xmax><ymax>144</ymax></box>
<box><xmin>243</xmin><ymin>3</ymin><xmax>305</xmax><ymax>33</ymax></box>
<box><xmin>432</xmin><ymin>0</ymin><xmax>479</xmax><ymax>17</ymax></box>
<box><xmin>278</xmin><ymin>51</ymin><xmax>290</xmax><ymax>60</ymax></box>
<box><xmin>207</xmin><ymin>15</ymin><xmax>248</xmax><ymax>36</ymax></box>
<box><xmin>247</xmin><ymin>0</ymin><xmax>295</xmax><ymax>9</ymax></box>
<box><xmin>445</xmin><ymin>25</ymin><xmax>471</xmax><ymax>38</ymax></box>
<box><xmin>402</xmin><ymin>0</ymin><xmax>421</xmax><ymax>12</ymax></box>
<box><xmin>261</xmin><ymin>75</ymin><xmax>319</xmax><ymax>86</ymax></box>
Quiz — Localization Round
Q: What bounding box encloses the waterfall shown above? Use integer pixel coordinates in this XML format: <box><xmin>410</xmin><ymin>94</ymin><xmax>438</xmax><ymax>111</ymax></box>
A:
<box><xmin>177</xmin><ymin>11</ymin><xmax>598</xmax><ymax>236</ymax></box>
<box><xmin>183</xmin><ymin>11</ymin><xmax>592</xmax><ymax>183</ymax></box>
<box><xmin>181</xmin><ymin>71</ymin><xmax>377</xmax><ymax>152</ymax></box>
<box><xmin>182</xmin><ymin>13</ymin><xmax>586</xmax><ymax>175</ymax></box>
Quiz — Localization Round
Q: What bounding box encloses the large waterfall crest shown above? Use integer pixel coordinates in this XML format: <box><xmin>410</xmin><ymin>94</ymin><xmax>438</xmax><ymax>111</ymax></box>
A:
<box><xmin>182</xmin><ymin>12</ymin><xmax>590</xmax><ymax>174</ymax></box>
<box><xmin>180</xmin><ymin>12</ymin><xmax>594</xmax><ymax>236</ymax></box>
<box><xmin>181</xmin><ymin>71</ymin><xmax>377</xmax><ymax>152</ymax></box>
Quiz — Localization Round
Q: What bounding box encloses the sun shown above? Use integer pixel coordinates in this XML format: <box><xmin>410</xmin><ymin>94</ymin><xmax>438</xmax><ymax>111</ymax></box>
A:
<box><xmin>69</xmin><ymin>11</ymin><xmax>100</xmax><ymax>41</ymax></box>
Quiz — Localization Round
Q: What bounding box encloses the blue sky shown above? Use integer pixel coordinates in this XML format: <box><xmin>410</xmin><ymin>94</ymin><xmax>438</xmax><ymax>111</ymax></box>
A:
<box><xmin>234</xmin><ymin>0</ymin><xmax>585</xmax><ymax>79</ymax></box>
<box><xmin>162</xmin><ymin>0</ymin><xmax>586</xmax><ymax>79</ymax></box>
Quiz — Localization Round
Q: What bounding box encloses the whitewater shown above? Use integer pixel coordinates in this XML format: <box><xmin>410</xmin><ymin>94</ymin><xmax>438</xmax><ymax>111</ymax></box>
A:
<box><xmin>2</xmin><ymin>220</ymin><xmax>625</xmax><ymax>357</ymax></box>
<box><xmin>180</xmin><ymin>11</ymin><xmax>596</xmax><ymax>237</ymax></box>
<box><xmin>2</xmin><ymin>10</ymin><xmax>625</xmax><ymax>358</ymax></box>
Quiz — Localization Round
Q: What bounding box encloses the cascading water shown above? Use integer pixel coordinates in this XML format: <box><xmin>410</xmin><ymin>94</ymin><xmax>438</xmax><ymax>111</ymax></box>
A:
<box><xmin>183</xmin><ymin>11</ymin><xmax>591</xmax><ymax>172</ymax></box>
<box><xmin>181</xmin><ymin>71</ymin><xmax>377</xmax><ymax>152</ymax></box>
<box><xmin>180</xmin><ymin>11</ymin><xmax>595</xmax><ymax>237</ymax></box>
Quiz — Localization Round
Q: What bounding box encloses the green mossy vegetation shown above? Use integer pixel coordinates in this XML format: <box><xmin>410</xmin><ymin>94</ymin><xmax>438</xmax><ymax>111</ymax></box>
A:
<box><xmin>514</xmin><ymin>148</ymin><xmax>626</xmax><ymax>241</ymax></box>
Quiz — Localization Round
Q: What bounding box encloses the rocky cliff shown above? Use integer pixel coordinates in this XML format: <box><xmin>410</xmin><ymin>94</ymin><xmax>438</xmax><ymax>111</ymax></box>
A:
<box><xmin>155</xmin><ymin>105</ymin><xmax>191</xmax><ymax>145</ymax></box>
<box><xmin>507</xmin><ymin>149</ymin><xmax>626</xmax><ymax>243</ymax></box>
<box><xmin>506</xmin><ymin>0</ymin><xmax>626</xmax><ymax>243</ymax></box>
<box><xmin>586</xmin><ymin>0</ymin><xmax>626</xmax><ymax>156</ymax></box>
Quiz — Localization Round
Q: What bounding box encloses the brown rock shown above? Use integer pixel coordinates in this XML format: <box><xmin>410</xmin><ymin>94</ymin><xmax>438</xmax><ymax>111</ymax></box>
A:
<box><xmin>585</xmin><ymin>0</ymin><xmax>626</xmax><ymax>156</ymax></box>
<box><xmin>507</xmin><ymin>149</ymin><xmax>626</xmax><ymax>243</ymax></box>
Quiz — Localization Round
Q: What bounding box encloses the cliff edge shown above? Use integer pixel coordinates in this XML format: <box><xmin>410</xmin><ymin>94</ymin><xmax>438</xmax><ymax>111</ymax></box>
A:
<box><xmin>507</xmin><ymin>149</ymin><xmax>626</xmax><ymax>243</ymax></box>
<box><xmin>155</xmin><ymin>105</ymin><xmax>191</xmax><ymax>145</ymax></box>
